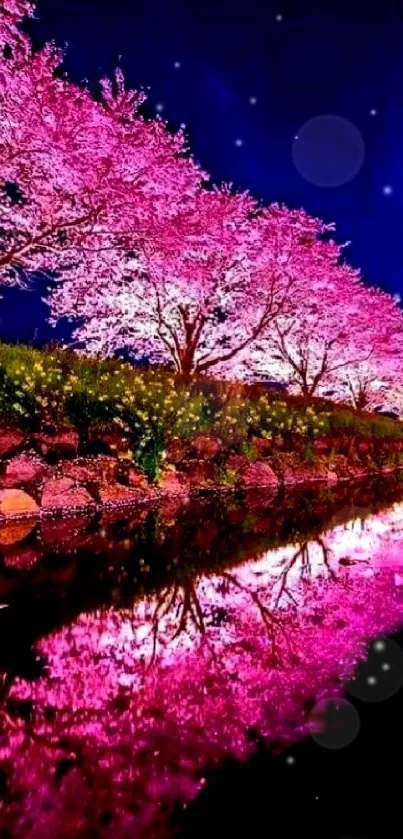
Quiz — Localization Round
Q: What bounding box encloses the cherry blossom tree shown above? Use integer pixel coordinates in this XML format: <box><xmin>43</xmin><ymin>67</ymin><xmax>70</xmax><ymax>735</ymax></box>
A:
<box><xmin>247</xmin><ymin>261</ymin><xmax>403</xmax><ymax>400</ymax></box>
<box><xmin>0</xmin><ymin>2</ymin><xmax>204</xmax><ymax>287</ymax></box>
<box><xmin>0</xmin><ymin>0</ymin><xmax>33</xmax><ymax>53</ymax></box>
<box><xmin>325</xmin><ymin>287</ymin><xmax>403</xmax><ymax>409</ymax></box>
<box><xmin>4</xmin><ymin>0</ymin><xmax>402</xmax><ymax>405</ymax></box>
<box><xmin>48</xmin><ymin>199</ymin><xmax>342</xmax><ymax>377</ymax></box>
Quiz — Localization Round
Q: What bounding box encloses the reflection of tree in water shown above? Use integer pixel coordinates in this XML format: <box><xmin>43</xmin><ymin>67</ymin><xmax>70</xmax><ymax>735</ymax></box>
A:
<box><xmin>148</xmin><ymin>577</ymin><xmax>207</xmax><ymax>665</ymax></box>
<box><xmin>148</xmin><ymin>571</ymin><xmax>291</xmax><ymax>669</ymax></box>
<box><xmin>272</xmin><ymin>538</ymin><xmax>337</xmax><ymax>608</ymax></box>
<box><xmin>1</xmin><ymin>498</ymin><xmax>403</xmax><ymax>836</ymax></box>
<box><xmin>147</xmin><ymin>537</ymin><xmax>342</xmax><ymax>667</ymax></box>
<box><xmin>0</xmin><ymin>483</ymin><xmax>387</xmax><ymax>686</ymax></box>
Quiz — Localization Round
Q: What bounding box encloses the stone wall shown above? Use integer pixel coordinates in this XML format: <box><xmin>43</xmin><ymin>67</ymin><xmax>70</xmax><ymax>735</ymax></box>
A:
<box><xmin>0</xmin><ymin>426</ymin><xmax>402</xmax><ymax>520</ymax></box>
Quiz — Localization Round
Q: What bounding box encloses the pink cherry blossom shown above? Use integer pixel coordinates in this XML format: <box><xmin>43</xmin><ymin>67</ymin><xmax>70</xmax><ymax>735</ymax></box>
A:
<box><xmin>0</xmin><ymin>4</ymin><xmax>204</xmax><ymax>289</ymax></box>
<box><xmin>49</xmin><ymin>197</ymin><xmax>341</xmax><ymax>377</ymax></box>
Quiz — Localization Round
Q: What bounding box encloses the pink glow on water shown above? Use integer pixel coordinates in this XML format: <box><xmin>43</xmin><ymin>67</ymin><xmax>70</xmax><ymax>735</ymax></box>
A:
<box><xmin>1</xmin><ymin>505</ymin><xmax>403</xmax><ymax>835</ymax></box>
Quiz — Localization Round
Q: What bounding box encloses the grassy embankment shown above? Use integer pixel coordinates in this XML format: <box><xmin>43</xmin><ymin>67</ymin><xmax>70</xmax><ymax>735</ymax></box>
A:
<box><xmin>0</xmin><ymin>342</ymin><xmax>402</xmax><ymax>481</ymax></box>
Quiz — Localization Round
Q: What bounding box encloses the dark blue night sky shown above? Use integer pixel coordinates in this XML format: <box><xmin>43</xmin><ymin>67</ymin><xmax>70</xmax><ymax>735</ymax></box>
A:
<box><xmin>2</xmin><ymin>0</ymin><xmax>403</xmax><ymax>345</ymax></box>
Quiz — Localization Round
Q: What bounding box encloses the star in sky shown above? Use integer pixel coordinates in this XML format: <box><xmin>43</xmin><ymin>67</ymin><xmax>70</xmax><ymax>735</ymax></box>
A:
<box><xmin>249</xmin><ymin>96</ymin><xmax>258</xmax><ymax>105</ymax></box>
<box><xmin>173</xmin><ymin>61</ymin><xmax>181</xmax><ymax>69</ymax></box>
<box><xmin>370</xmin><ymin>108</ymin><xmax>377</xmax><ymax>116</ymax></box>
<box><xmin>234</xmin><ymin>138</ymin><xmax>244</xmax><ymax>147</ymax></box>
<box><xmin>383</xmin><ymin>185</ymin><xmax>393</xmax><ymax>195</ymax></box>
<box><xmin>155</xmin><ymin>103</ymin><xmax>165</xmax><ymax>113</ymax></box>
<box><xmin>276</xmin><ymin>14</ymin><xmax>283</xmax><ymax>22</ymax></box>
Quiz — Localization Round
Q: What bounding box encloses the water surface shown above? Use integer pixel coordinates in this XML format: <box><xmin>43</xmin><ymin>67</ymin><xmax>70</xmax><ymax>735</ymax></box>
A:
<box><xmin>1</xmin><ymin>479</ymin><xmax>403</xmax><ymax>837</ymax></box>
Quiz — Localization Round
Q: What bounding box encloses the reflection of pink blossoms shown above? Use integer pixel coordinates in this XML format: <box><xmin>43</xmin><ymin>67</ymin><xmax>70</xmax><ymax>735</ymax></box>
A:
<box><xmin>2</xmin><ymin>509</ymin><xmax>403</xmax><ymax>837</ymax></box>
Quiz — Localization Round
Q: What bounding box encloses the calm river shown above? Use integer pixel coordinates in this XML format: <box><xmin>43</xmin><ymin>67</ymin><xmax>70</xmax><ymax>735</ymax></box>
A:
<box><xmin>1</xmin><ymin>478</ymin><xmax>403</xmax><ymax>838</ymax></box>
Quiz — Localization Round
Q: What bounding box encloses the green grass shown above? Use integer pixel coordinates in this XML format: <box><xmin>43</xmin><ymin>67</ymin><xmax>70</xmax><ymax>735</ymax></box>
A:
<box><xmin>0</xmin><ymin>342</ymin><xmax>402</xmax><ymax>480</ymax></box>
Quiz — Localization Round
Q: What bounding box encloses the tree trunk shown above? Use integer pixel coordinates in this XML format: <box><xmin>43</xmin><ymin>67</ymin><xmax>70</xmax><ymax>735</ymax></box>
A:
<box><xmin>176</xmin><ymin>346</ymin><xmax>196</xmax><ymax>382</ymax></box>
<box><xmin>355</xmin><ymin>392</ymin><xmax>368</xmax><ymax>411</ymax></box>
<box><xmin>299</xmin><ymin>382</ymin><xmax>311</xmax><ymax>401</ymax></box>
